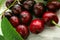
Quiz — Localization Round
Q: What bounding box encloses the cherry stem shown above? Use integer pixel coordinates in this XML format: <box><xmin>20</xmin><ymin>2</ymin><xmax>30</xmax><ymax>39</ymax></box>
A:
<box><xmin>52</xmin><ymin>20</ymin><xmax>60</xmax><ymax>27</ymax></box>
<box><xmin>17</xmin><ymin>0</ymin><xmax>20</xmax><ymax>4</ymax></box>
<box><xmin>0</xmin><ymin>0</ymin><xmax>17</xmax><ymax>16</ymax></box>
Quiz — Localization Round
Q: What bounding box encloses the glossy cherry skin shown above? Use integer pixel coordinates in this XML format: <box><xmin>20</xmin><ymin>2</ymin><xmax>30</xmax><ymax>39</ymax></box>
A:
<box><xmin>6</xmin><ymin>0</ymin><xmax>17</xmax><ymax>9</ymax></box>
<box><xmin>16</xmin><ymin>25</ymin><xmax>29</xmax><ymax>39</ymax></box>
<box><xmin>9</xmin><ymin>16</ymin><xmax>20</xmax><ymax>27</ymax></box>
<box><xmin>12</xmin><ymin>4</ymin><xmax>22</xmax><ymax>16</ymax></box>
<box><xmin>50</xmin><ymin>1</ymin><xmax>60</xmax><ymax>9</ymax></box>
<box><xmin>43</xmin><ymin>12</ymin><xmax>59</xmax><ymax>26</ymax></box>
<box><xmin>23</xmin><ymin>0</ymin><xmax>36</xmax><ymax>11</ymax></box>
<box><xmin>33</xmin><ymin>3</ymin><xmax>45</xmax><ymax>17</ymax></box>
<box><xmin>30</xmin><ymin>18</ymin><xmax>44</xmax><ymax>34</ymax></box>
<box><xmin>47</xmin><ymin>2</ymin><xmax>57</xmax><ymax>12</ymax></box>
<box><xmin>4</xmin><ymin>12</ymin><xmax>13</xmax><ymax>19</ymax></box>
<box><xmin>20</xmin><ymin>11</ymin><xmax>32</xmax><ymax>25</ymax></box>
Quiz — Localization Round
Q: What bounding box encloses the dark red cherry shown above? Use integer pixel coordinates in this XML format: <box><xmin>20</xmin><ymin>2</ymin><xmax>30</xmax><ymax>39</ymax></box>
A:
<box><xmin>4</xmin><ymin>12</ymin><xmax>13</xmax><ymax>19</ymax></box>
<box><xmin>50</xmin><ymin>1</ymin><xmax>60</xmax><ymax>9</ymax></box>
<box><xmin>12</xmin><ymin>4</ymin><xmax>22</xmax><ymax>16</ymax></box>
<box><xmin>43</xmin><ymin>12</ymin><xmax>59</xmax><ymax>26</ymax></box>
<box><xmin>33</xmin><ymin>3</ymin><xmax>45</xmax><ymax>17</ymax></box>
<box><xmin>23</xmin><ymin>0</ymin><xmax>36</xmax><ymax>11</ymax></box>
<box><xmin>47</xmin><ymin>2</ymin><xmax>57</xmax><ymax>12</ymax></box>
<box><xmin>30</xmin><ymin>18</ymin><xmax>44</xmax><ymax>34</ymax></box>
<box><xmin>6</xmin><ymin>0</ymin><xmax>17</xmax><ymax>9</ymax></box>
<box><xmin>20</xmin><ymin>11</ymin><xmax>32</xmax><ymax>25</ymax></box>
<box><xmin>16</xmin><ymin>25</ymin><xmax>29</xmax><ymax>39</ymax></box>
<box><xmin>9</xmin><ymin>16</ymin><xmax>20</xmax><ymax>27</ymax></box>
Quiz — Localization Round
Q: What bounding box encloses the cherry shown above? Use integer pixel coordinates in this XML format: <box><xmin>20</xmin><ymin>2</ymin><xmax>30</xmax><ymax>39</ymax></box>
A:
<box><xmin>16</xmin><ymin>25</ymin><xmax>29</xmax><ymax>39</ymax></box>
<box><xmin>9</xmin><ymin>16</ymin><xmax>20</xmax><ymax>27</ymax></box>
<box><xmin>12</xmin><ymin>4</ymin><xmax>22</xmax><ymax>16</ymax></box>
<box><xmin>4</xmin><ymin>12</ymin><xmax>13</xmax><ymax>19</ymax></box>
<box><xmin>33</xmin><ymin>3</ymin><xmax>45</xmax><ymax>17</ymax></box>
<box><xmin>6</xmin><ymin>0</ymin><xmax>17</xmax><ymax>9</ymax></box>
<box><xmin>20</xmin><ymin>11</ymin><xmax>32</xmax><ymax>25</ymax></box>
<box><xmin>30</xmin><ymin>18</ymin><xmax>44</xmax><ymax>34</ymax></box>
<box><xmin>23</xmin><ymin>0</ymin><xmax>36</xmax><ymax>11</ymax></box>
<box><xmin>47</xmin><ymin>2</ymin><xmax>57</xmax><ymax>12</ymax></box>
<box><xmin>43</xmin><ymin>12</ymin><xmax>59</xmax><ymax>26</ymax></box>
<box><xmin>50</xmin><ymin>1</ymin><xmax>60</xmax><ymax>9</ymax></box>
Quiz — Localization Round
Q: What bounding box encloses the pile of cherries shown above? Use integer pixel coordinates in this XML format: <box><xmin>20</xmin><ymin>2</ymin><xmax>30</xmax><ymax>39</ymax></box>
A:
<box><xmin>4</xmin><ymin>0</ymin><xmax>60</xmax><ymax>39</ymax></box>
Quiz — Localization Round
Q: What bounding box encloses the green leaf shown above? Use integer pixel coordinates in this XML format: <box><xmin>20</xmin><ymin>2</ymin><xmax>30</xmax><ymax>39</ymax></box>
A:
<box><xmin>1</xmin><ymin>17</ymin><xmax>24</xmax><ymax>40</ymax></box>
<box><xmin>0</xmin><ymin>35</ymin><xmax>5</xmax><ymax>40</ymax></box>
<box><xmin>0</xmin><ymin>0</ymin><xmax>6</xmax><ymax>8</ymax></box>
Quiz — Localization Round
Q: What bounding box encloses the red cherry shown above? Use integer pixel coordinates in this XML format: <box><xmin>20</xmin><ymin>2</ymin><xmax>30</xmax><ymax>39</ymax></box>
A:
<box><xmin>6</xmin><ymin>0</ymin><xmax>14</xmax><ymax>8</ymax></box>
<box><xmin>51</xmin><ymin>1</ymin><xmax>60</xmax><ymax>9</ymax></box>
<box><xmin>30</xmin><ymin>18</ymin><xmax>44</xmax><ymax>34</ymax></box>
<box><xmin>23</xmin><ymin>0</ymin><xmax>36</xmax><ymax>11</ymax></box>
<box><xmin>9</xmin><ymin>16</ymin><xmax>20</xmax><ymax>27</ymax></box>
<box><xmin>20</xmin><ymin>11</ymin><xmax>32</xmax><ymax>25</ymax></box>
<box><xmin>43</xmin><ymin>12</ymin><xmax>59</xmax><ymax>26</ymax></box>
<box><xmin>4</xmin><ymin>12</ymin><xmax>13</xmax><ymax>19</ymax></box>
<box><xmin>33</xmin><ymin>3</ymin><xmax>45</xmax><ymax>17</ymax></box>
<box><xmin>6</xmin><ymin>0</ymin><xmax>17</xmax><ymax>9</ymax></box>
<box><xmin>12</xmin><ymin>4</ymin><xmax>22</xmax><ymax>16</ymax></box>
<box><xmin>47</xmin><ymin>2</ymin><xmax>57</xmax><ymax>12</ymax></box>
<box><xmin>16</xmin><ymin>25</ymin><xmax>29</xmax><ymax>39</ymax></box>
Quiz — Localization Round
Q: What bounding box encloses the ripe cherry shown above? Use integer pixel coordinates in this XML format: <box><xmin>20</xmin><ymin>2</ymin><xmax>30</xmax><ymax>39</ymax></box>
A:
<box><xmin>33</xmin><ymin>3</ymin><xmax>45</xmax><ymax>17</ymax></box>
<box><xmin>9</xmin><ymin>16</ymin><xmax>20</xmax><ymax>27</ymax></box>
<box><xmin>12</xmin><ymin>4</ymin><xmax>22</xmax><ymax>16</ymax></box>
<box><xmin>20</xmin><ymin>11</ymin><xmax>32</xmax><ymax>25</ymax></box>
<box><xmin>30</xmin><ymin>18</ymin><xmax>44</xmax><ymax>34</ymax></box>
<box><xmin>47</xmin><ymin>2</ymin><xmax>57</xmax><ymax>12</ymax></box>
<box><xmin>16</xmin><ymin>25</ymin><xmax>29</xmax><ymax>39</ymax></box>
<box><xmin>6</xmin><ymin>0</ymin><xmax>17</xmax><ymax>9</ymax></box>
<box><xmin>50</xmin><ymin>1</ymin><xmax>60</xmax><ymax>9</ymax></box>
<box><xmin>4</xmin><ymin>12</ymin><xmax>13</xmax><ymax>19</ymax></box>
<box><xmin>43</xmin><ymin>12</ymin><xmax>59</xmax><ymax>26</ymax></box>
<box><xmin>23</xmin><ymin>0</ymin><xmax>36</xmax><ymax>11</ymax></box>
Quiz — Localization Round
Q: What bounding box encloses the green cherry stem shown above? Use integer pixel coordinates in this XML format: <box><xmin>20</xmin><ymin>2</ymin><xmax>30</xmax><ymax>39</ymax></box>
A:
<box><xmin>0</xmin><ymin>0</ymin><xmax>17</xmax><ymax>16</ymax></box>
<box><xmin>17</xmin><ymin>0</ymin><xmax>20</xmax><ymax>4</ymax></box>
<box><xmin>52</xmin><ymin>20</ymin><xmax>60</xmax><ymax>27</ymax></box>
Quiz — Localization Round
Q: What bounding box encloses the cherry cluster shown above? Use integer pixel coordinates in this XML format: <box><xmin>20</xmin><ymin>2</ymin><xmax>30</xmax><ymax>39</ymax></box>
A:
<box><xmin>4</xmin><ymin>0</ymin><xmax>60</xmax><ymax>39</ymax></box>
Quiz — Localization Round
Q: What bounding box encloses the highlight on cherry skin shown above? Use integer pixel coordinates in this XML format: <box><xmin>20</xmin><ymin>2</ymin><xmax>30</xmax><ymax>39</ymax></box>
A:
<box><xmin>46</xmin><ymin>1</ymin><xmax>60</xmax><ymax>12</ymax></box>
<box><xmin>16</xmin><ymin>25</ymin><xmax>29</xmax><ymax>39</ymax></box>
<box><xmin>42</xmin><ymin>11</ymin><xmax>59</xmax><ymax>26</ymax></box>
<box><xmin>29</xmin><ymin>18</ymin><xmax>44</xmax><ymax>34</ymax></box>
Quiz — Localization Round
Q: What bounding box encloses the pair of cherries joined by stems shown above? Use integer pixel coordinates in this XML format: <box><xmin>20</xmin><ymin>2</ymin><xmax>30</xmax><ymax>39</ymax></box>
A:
<box><xmin>4</xmin><ymin>0</ymin><xmax>60</xmax><ymax>39</ymax></box>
